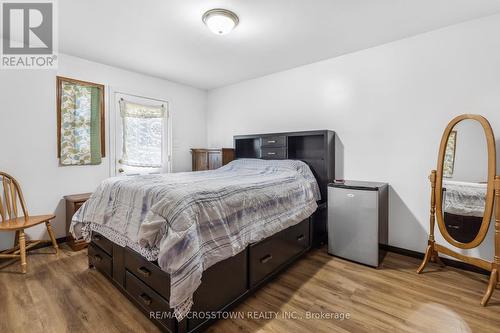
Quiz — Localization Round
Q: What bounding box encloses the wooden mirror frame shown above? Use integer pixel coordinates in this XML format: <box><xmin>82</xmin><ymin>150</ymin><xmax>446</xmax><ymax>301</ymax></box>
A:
<box><xmin>435</xmin><ymin>114</ymin><xmax>496</xmax><ymax>249</ymax></box>
<box><xmin>417</xmin><ymin>114</ymin><xmax>500</xmax><ymax>307</ymax></box>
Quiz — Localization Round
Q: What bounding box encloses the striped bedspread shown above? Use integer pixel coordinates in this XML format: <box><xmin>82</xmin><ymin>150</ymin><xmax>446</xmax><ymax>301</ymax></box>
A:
<box><xmin>70</xmin><ymin>159</ymin><xmax>320</xmax><ymax>320</ymax></box>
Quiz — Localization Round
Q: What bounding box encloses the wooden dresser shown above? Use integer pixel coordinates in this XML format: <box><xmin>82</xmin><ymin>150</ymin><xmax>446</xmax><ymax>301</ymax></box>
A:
<box><xmin>64</xmin><ymin>193</ymin><xmax>92</xmax><ymax>251</ymax></box>
<box><xmin>191</xmin><ymin>148</ymin><xmax>234</xmax><ymax>171</ymax></box>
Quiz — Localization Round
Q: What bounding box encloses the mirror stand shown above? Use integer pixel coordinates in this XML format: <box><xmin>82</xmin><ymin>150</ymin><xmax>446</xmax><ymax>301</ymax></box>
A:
<box><xmin>417</xmin><ymin>171</ymin><xmax>500</xmax><ymax>306</ymax></box>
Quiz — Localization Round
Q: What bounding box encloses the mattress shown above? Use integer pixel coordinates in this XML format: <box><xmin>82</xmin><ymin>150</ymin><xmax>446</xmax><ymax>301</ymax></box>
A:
<box><xmin>70</xmin><ymin>158</ymin><xmax>320</xmax><ymax>319</ymax></box>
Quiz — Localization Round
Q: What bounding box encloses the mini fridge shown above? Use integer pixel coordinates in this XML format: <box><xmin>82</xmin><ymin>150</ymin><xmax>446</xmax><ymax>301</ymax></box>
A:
<box><xmin>327</xmin><ymin>180</ymin><xmax>388</xmax><ymax>267</ymax></box>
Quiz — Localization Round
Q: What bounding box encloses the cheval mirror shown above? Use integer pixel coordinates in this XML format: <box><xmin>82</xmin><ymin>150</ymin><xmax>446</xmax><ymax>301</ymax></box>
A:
<box><xmin>417</xmin><ymin>114</ymin><xmax>500</xmax><ymax>306</ymax></box>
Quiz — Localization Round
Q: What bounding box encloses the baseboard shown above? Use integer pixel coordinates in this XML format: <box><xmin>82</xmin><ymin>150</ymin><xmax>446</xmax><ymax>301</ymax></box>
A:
<box><xmin>56</xmin><ymin>236</ymin><xmax>67</xmax><ymax>244</ymax></box>
<box><xmin>381</xmin><ymin>244</ymin><xmax>490</xmax><ymax>276</ymax></box>
<box><xmin>29</xmin><ymin>236</ymin><xmax>68</xmax><ymax>251</ymax></box>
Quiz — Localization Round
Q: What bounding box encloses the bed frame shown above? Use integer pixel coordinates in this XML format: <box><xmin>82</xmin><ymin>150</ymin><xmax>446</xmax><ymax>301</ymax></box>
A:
<box><xmin>88</xmin><ymin>130</ymin><xmax>342</xmax><ymax>332</ymax></box>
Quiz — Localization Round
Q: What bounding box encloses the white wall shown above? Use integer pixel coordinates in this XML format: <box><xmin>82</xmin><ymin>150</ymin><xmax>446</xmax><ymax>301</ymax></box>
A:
<box><xmin>450</xmin><ymin>120</ymin><xmax>488</xmax><ymax>183</ymax></box>
<box><xmin>0</xmin><ymin>54</ymin><xmax>206</xmax><ymax>247</ymax></box>
<box><xmin>206</xmin><ymin>14</ymin><xmax>500</xmax><ymax>258</ymax></box>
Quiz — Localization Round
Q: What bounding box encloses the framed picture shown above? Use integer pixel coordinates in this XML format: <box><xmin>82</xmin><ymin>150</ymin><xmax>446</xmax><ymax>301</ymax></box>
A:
<box><xmin>443</xmin><ymin>130</ymin><xmax>457</xmax><ymax>178</ymax></box>
<box><xmin>56</xmin><ymin>76</ymin><xmax>105</xmax><ymax>165</ymax></box>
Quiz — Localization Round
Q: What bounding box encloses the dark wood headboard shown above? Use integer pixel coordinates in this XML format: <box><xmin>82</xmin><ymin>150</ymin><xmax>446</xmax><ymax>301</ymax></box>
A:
<box><xmin>233</xmin><ymin>130</ymin><xmax>343</xmax><ymax>246</ymax></box>
<box><xmin>233</xmin><ymin>130</ymin><xmax>344</xmax><ymax>205</ymax></box>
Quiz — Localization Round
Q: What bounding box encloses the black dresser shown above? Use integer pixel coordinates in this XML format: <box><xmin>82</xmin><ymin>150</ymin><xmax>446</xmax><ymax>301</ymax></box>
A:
<box><xmin>234</xmin><ymin>130</ymin><xmax>344</xmax><ymax>246</ymax></box>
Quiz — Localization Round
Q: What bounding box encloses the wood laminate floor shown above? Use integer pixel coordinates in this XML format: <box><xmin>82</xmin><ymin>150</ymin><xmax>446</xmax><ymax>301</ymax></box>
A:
<box><xmin>0</xmin><ymin>245</ymin><xmax>499</xmax><ymax>333</ymax></box>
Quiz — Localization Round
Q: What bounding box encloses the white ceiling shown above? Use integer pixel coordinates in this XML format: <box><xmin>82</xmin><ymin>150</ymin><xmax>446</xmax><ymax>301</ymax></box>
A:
<box><xmin>60</xmin><ymin>0</ymin><xmax>500</xmax><ymax>90</ymax></box>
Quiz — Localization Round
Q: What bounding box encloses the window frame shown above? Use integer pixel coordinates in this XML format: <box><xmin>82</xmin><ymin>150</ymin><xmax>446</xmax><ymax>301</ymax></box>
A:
<box><xmin>56</xmin><ymin>76</ymin><xmax>106</xmax><ymax>159</ymax></box>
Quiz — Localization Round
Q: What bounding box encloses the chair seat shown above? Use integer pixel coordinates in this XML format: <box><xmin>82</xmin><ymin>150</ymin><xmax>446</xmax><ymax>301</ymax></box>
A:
<box><xmin>0</xmin><ymin>215</ymin><xmax>55</xmax><ymax>231</ymax></box>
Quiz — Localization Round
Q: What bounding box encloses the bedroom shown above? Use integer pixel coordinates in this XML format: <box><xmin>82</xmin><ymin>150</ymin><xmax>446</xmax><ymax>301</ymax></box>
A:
<box><xmin>1</xmin><ymin>0</ymin><xmax>500</xmax><ymax>332</ymax></box>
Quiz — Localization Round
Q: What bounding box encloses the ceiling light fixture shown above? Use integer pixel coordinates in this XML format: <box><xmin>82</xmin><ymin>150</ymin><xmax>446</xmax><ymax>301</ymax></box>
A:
<box><xmin>202</xmin><ymin>9</ymin><xmax>239</xmax><ymax>35</ymax></box>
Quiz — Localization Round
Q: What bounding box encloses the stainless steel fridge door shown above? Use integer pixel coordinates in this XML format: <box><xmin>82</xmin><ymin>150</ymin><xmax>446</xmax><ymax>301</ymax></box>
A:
<box><xmin>328</xmin><ymin>187</ymin><xmax>379</xmax><ymax>266</ymax></box>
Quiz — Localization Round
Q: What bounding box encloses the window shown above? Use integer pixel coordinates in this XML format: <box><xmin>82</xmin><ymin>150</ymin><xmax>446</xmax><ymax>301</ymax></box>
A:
<box><xmin>119</xmin><ymin>100</ymin><xmax>165</xmax><ymax>168</ymax></box>
<box><xmin>57</xmin><ymin>76</ymin><xmax>105</xmax><ymax>166</ymax></box>
<box><xmin>113</xmin><ymin>93</ymin><xmax>170</xmax><ymax>176</ymax></box>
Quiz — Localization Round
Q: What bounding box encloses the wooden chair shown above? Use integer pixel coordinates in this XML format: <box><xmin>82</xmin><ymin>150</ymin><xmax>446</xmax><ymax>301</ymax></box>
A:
<box><xmin>0</xmin><ymin>172</ymin><xmax>58</xmax><ymax>273</ymax></box>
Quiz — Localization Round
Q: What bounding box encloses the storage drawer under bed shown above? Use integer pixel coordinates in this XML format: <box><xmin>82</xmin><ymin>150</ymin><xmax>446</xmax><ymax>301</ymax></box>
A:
<box><xmin>91</xmin><ymin>232</ymin><xmax>113</xmax><ymax>255</ymax></box>
<box><xmin>249</xmin><ymin>218</ymin><xmax>310</xmax><ymax>287</ymax></box>
<box><xmin>125</xmin><ymin>271</ymin><xmax>176</xmax><ymax>332</ymax></box>
<box><xmin>88</xmin><ymin>243</ymin><xmax>112</xmax><ymax>278</ymax></box>
<box><xmin>124</xmin><ymin>247</ymin><xmax>171</xmax><ymax>300</ymax></box>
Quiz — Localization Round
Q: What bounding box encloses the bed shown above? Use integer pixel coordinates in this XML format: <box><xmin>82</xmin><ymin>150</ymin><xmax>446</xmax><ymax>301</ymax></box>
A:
<box><xmin>442</xmin><ymin>180</ymin><xmax>487</xmax><ymax>243</ymax></box>
<box><xmin>72</xmin><ymin>130</ymin><xmax>342</xmax><ymax>333</ymax></box>
<box><xmin>443</xmin><ymin>180</ymin><xmax>487</xmax><ymax>217</ymax></box>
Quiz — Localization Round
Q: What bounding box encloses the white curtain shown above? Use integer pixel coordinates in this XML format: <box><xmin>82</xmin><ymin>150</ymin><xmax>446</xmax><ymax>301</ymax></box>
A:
<box><xmin>119</xmin><ymin>100</ymin><xmax>165</xmax><ymax>168</ymax></box>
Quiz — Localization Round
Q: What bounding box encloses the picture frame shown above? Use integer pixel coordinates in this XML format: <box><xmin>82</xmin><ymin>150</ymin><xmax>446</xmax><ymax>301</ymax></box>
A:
<box><xmin>56</xmin><ymin>76</ymin><xmax>105</xmax><ymax>165</ymax></box>
<box><xmin>443</xmin><ymin>130</ymin><xmax>457</xmax><ymax>178</ymax></box>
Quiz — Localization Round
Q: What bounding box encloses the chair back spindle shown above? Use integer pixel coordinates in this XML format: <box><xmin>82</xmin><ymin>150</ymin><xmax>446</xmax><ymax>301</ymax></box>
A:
<box><xmin>0</xmin><ymin>172</ymin><xmax>29</xmax><ymax>222</ymax></box>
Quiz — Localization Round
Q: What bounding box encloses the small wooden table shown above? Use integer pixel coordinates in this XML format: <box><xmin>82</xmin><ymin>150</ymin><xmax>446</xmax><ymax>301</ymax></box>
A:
<box><xmin>64</xmin><ymin>193</ymin><xmax>92</xmax><ymax>251</ymax></box>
